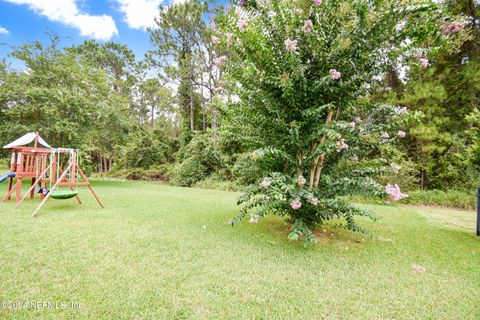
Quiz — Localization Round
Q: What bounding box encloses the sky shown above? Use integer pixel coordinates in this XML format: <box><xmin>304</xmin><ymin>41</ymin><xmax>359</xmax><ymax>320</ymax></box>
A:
<box><xmin>0</xmin><ymin>0</ymin><xmax>186</xmax><ymax>64</ymax></box>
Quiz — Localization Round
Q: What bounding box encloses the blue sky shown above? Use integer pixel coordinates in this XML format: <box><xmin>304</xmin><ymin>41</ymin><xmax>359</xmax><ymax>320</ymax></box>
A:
<box><xmin>0</xmin><ymin>0</ymin><xmax>182</xmax><ymax>63</ymax></box>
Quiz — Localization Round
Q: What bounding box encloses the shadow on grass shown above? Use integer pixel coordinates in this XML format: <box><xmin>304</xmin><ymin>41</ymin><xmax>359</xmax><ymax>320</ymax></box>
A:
<box><xmin>227</xmin><ymin>213</ymin><xmax>374</xmax><ymax>252</ymax></box>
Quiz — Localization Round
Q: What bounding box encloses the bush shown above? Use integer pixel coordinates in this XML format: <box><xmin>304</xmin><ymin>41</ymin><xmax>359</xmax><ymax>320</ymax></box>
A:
<box><xmin>193</xmin><ymin>176</ymin><xmax>245</xmax><ymax>192</ymax></box>
<box><xmin>230</xmin><ymin>152</ymin><xmax>265</xmax><ymax>185</ymax></box>
<box><xmin>172</xmin><ymin>133</ymin><xmax>223</xmax><ymax>186</ymax></box>
<box><xmin>173</xmin><ymin>157</ymin><xmax>209</xmax><ymax>186</ymax></box>
<box><xmin>120</xmin><ymin>129</ymin><xmax>173</xmax><ymax>169</ymax></box>
<box><xmin>105</xmin><ymin>164</ymin><xmax>172</xmax><ymax>182</ymax></box>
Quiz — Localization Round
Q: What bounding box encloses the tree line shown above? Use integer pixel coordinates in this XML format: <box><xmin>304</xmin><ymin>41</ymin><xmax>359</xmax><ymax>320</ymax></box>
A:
<box><xmin>0</xmin><ymin>0</ymin><xmax>479</xmax><ymax>192</ymax></box>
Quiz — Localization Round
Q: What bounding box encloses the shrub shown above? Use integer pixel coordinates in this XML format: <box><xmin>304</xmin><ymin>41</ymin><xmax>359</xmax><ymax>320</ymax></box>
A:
<box><xmin>173</xmin><ymin>157</ymin><xmax>209</xmax><ymax>186</ymax></box>
<box><xmin>105</xmin><ymin>164</ymin><xmax>172</xmax><ymax>182</ymax></box>
<box><xmin>230</xmin><ymin>152</ymin><xmax>265</xmax><ymax>185</ymax></box>
<box><xmin>193</xmin><ymin>176</ymin><xmax>245</xmax><ymax>192</ymax></box>
<box><xmin>120</xmin><ymin>129</ymin><xmax>173</xmax><ymax>169</ymax></box>
<box><xmin>216</xmin><ymin>0</ymin><xmax>447</xmax><ymax>244</ymax></box>
<box><xmin>172</xmin><ymin>133</ymin><xmax>223</xmax><ymax>186</ymax></box>
<box><xmin>235</xmin><ymin>173</ymin><xmax>380</xmax><ymax>244</ymax></box>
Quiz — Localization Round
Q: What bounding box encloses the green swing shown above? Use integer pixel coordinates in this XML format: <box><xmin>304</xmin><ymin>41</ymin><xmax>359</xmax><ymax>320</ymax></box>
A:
<box><xmin>48</xmin><ymin>149</ymin><xmax>80</xmax><ymax>200</ymax></box>
<box><xmin>50</xmin><ymin>190</ymin><xmax>79</xmax><ymax>199</ymax></box>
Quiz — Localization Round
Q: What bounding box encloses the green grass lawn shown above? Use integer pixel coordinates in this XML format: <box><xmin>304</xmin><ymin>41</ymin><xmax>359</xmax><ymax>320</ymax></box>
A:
<box><xmin>0</xmin><ymin>180</ymin><xmax>479</xmax><ymax>319</ymax></box>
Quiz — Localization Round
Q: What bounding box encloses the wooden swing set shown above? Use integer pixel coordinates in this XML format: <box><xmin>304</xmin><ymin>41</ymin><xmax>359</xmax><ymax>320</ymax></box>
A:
<box><xmin>2</xmin><ymin>132</ymin><xmax>104</xmax><ymax>217</ymax></box>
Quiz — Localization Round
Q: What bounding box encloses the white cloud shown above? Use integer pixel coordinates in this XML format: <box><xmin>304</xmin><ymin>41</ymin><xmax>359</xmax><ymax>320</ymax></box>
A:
<box><xmin>4</xmin><ymin>0</ymin><xmax>118</xmax><ymax>40</ymax></box>
<box><xmin>115</xmin><ymin>0</ymin><xmax>164</xmax><ymax>30</ymax></box>
<box><xmin>0</xmin><ymin>26</ymin><xmax>9</xmax><ymax>34</ymax></box>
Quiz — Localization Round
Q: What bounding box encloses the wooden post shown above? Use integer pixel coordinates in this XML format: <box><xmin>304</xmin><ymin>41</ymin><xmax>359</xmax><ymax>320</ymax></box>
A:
<box><xmin>34</xmin><ymin>132</ymin><xmax>39</xmax><ymax>148</ymax></box>
<box><xmin>6</xmin><ymin>177</ymin><xmax>12</xmax><ymax>201</ymax></box>
<box><xmin>16</xmin><ymin>152</ymin><xmax>24</xmax><ymax>202</ymax></box>
<box><xmin>30</xmin><ymin>178</ymin><xmax>36</xmax><ymax>199</ymax></box>
<box><xmin>77</xmin><ymin>166</ymin><xmax>104</xmax><ymax>209</ymax></box>
<box><xmin>2</xmin><ymin>183</ymin><xmax>17</xmax><ymax>203</ymax></box>
<box><xmin>9</xmin><ymin>152</ymin><xmax>15</xmax><ymax>172</ymax></box>
<box><xmin>70</xmin><ymin>186</ymin><xmax>82</xmax><ymax>204</ymax></box>
<box><xmin>71</xmin><ymin>150</ymin><xmax>76</xmax><ymax>184</ymax></box>
<box><xmin>51</xmin><ymin>153</ymin><xmax>57</xmax><ymax>184</ymax></box>
<box><xmin>15</xmin><ymin>179</ymin><xmax>22</xmax><ymax>203</ymax></box>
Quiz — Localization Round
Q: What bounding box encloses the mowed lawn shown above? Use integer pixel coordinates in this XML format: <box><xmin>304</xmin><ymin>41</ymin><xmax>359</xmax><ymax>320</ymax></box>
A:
<box><xmin>0</xmin><ymin>180</ymin><xmax>479</xmax><ymax>319</ymax></box>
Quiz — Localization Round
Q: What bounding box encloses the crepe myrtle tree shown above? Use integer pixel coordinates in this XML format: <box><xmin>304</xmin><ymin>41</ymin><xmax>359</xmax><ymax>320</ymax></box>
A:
<box><xmin>214</xmin><ymin>0</ymin><xmax>452</xmax><ymax>244</ymax></box>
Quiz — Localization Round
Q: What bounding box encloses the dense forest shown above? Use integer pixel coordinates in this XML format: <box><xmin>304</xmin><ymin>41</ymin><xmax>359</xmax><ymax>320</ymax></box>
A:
<box><xmin>0</xmin><ymin>0</ymin><xmax>479</xmax><ymax>194</ymax></box>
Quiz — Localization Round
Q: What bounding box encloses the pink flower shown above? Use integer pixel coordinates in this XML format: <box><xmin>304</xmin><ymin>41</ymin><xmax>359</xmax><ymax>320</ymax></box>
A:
<box><xmin>302</xmin><ymin>20</ymin><xmax>313</xmax><ymax>33</ymax></box>
<box><xmin>238</xmin><ymin>19</ymin><xmax>246</xmax><ymax>32</ymax></box>
<box><xmin>349</xmin><ymin>121</ymin><xmax>356</xmax><ymax>128</ymax></box>
<box><xmin>354</xmin><ymin>117</ymin><xmax>363</xmax><ymax>124</ymax></box>
<box><xmin>450</xmin><ymin>21</ymin><xmax>465</xmax><ymax>33</ymax></box>
<box><xmin>284</xmin><ymin>38</ymin><xmax>298</xmax><ymax>53</ymax></box>
<box><xmin>211</xmin><ymin>36</ymin><xmax>220</xmax><ymax>45</ymax></box>
<box><xmin>397</xmin><ymin>130</ymin><xmax>406</xmax><ymax>138</ymax></box>
<box><xmin>214</xmin><ymin>87</ymin><xmax>224</xmax><ymax>94</ymax></box>
<box><xmin>415</xmin><ymin>50</ymin><xmax>423</xmax><ymax>60</ymax></box>
<box><xmin>336</xmin><ymin>138</ymin><xmax>349</xmax><ymax>152</ymax></box>
<box><xmin>329</xmin><ymin>69</ymin><xmax>341</xmax><ymax>80</ymax></box>
<box><xmin>260</xmin><ymin>177</ymin><xmax>272</xmax><ymax>189</ymax></box>
<box><xmin>381</xmin><ymin>132</ymin><xmax>390</xmax><ymax>139</ymax></box>
<box><xmin>213</xmin><ymin>55</ymin><xmax>228</xmax><ymax>67</ymax></box>
<box><xmin>239</xmin><ymin>0</ymin><xmax>246</xmax><ymax>7</ymax></box>
<box><xmin>442</xmin><ymin>21</ymin><xmax>466</xmax><ymax>34</ymax></box>
<box><xmin>385</xmin><ymin>184</ymin><xmax>408</xmax><ymax>201</ymax></box>
<box><xmin>290</xmin><ymin>199</ymin><xmax>302</xmax><ymax>210</ymax></box>
<box><xmin>419</xmin><ymin>58</ymin><xmax>429</xmax><ymax>69</ymax></box>
<box><xmin>312</xmin><ymin>0</ymin><xmax>322</xmax><ymax>5</ymax></box>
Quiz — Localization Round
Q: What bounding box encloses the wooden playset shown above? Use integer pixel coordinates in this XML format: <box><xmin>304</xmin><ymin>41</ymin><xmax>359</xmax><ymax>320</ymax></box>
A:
<box><xmin>1</xmin><ymin>132</ymin><xmax>104</xmax><ymax>217</ymax></box>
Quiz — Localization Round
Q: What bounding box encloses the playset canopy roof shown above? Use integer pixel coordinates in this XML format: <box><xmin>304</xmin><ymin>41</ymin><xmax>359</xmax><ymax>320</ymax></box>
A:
<box><xmin>3</xmin><ymin>132</ymin><xmax>52</xmax><ymax>149</ymax></box>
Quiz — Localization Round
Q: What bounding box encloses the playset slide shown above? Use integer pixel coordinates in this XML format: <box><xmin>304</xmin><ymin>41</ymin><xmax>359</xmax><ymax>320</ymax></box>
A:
<box><xmin>0</xmin><ymin>172</ymin><xmax>15</xmax><ymax>184</ymax></box>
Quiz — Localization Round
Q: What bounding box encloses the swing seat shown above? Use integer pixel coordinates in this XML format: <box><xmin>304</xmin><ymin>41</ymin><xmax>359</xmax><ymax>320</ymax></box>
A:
<box><xmin>50</xmin><ymin>190</ymin><xmax>79</xmax><ymax>200</ymax></box>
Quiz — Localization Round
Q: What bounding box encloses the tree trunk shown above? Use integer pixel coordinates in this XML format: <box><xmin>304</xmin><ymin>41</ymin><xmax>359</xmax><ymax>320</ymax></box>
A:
<box><xmin>151</xmin><ymin>105</ymin><xmax>155</xmax><ymax>126</ymax></box>
<box><xmin>419</xmin><ymin>169</ymin><xmax>426</xmax><ymax>190</ymax></box>
<box><xmin>190</xmin><ymin>90</ymin><xmax>195</xmax><ymax>131</ymax></box>
<box><xmin>202</xmin><ymin>101</ymin><xmax>206</xmax><ymax>131</ymax></box>
<box><xmin>309</xmin><ymin>109</ymin><xmax>335</xmax><ymax>189</ymax></box>
<box><xmin>189</xmin><ymin>57</ymin><xmax>195</xmax><ymax>132</ymax></box>
<box><xmin>296</xmin><ymin>152</ymin><xmax>303</xmax><ymax>177</ymax></box>
<box><xmin>211</xmin><ymin>99</ymin><xmax>217</xmax><ymax>130</ymax></box>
